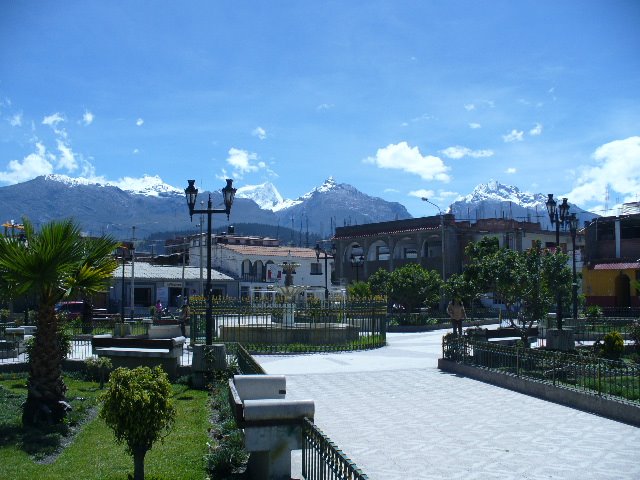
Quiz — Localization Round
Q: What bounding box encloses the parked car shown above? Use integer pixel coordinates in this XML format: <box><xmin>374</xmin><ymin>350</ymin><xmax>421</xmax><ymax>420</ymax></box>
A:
<box><xmin>55</xmin><ymin>301</ymin><xmax>87</xmax><ymax>320</ymax></box>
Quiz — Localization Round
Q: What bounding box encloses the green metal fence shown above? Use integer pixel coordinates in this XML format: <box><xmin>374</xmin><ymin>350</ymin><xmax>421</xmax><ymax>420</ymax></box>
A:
<box><xmin>442</xmin><ymin>335</ymin><xmax>640</xmax><ymax>403</ymax></box>
<box><xmin>190</xmin><ymin>298</ymin><xmax>387</xmax><ymax>353</ymax></box>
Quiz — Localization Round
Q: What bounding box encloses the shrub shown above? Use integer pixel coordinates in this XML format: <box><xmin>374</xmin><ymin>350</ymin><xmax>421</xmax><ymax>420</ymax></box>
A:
<box><xmin>629</xmin><ymin>321</ymin><xmax>640</xmax><ymax>352</ymax></box>
<box><xmin>85</xmin><ymin>356</ymin><xmax>113</xmax><ymax>388</ymax></box>
<box><xmin>585</xmin><ymin>305</ymin><xmax>603</xmax><ymax>319</ymax></box>
<box><xmin>100</xmin><ymin>366</ymin><xmax>176</xmax><ymax>480</ymax></box>
<box><xmin>601</xmin><ymin>331</ymin><xmax>624</xmax><ymax>360</ymax></box>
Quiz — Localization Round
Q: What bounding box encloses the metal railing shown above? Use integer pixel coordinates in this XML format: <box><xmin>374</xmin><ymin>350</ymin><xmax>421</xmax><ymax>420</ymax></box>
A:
<box><xmin>442</xmin><ymin>335</ymin><xmax>640</xmax><ymax>403</ymax></box>
<box><xmin>189</xmin><ymin>298</ymin><xmax>387</xmax><ymax>354</ymax></box>
<box><xmin>227</xmin><ymin>342</ymin><xmax>369</xmax><ymax>479</ymax></box>
<box><xmin>302</xmin><ymin>418</ymin><xmax>368</xmax><ymax>480</ymax></box>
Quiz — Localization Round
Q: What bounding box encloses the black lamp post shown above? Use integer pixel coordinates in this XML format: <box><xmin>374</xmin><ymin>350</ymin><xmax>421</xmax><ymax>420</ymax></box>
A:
<box><xmin>545</xmin><ymin>194</ymin><xmax>571</xmax><ymax>330</ymax></box>
<box><xmin>184</xmin><ymin>179</ymin><xmax>236</xmax><ymax>345</ymax></box>
<box><xmin>117</xmin><ymin>246</ymin><xmax>129</xmax><ymax>322</ymax></box>
<box><xmin>569</xmin><ymin>212</ymin><xmax>579</xmax><ymax>322</ymax></box>
<box><xmin>315</xmin><ymin>242</ymin><xmax>335</xmax><ymax>300</ymax></box>
<box><xmin>350</xmin><ymin>246</ymin><xmax>364</xmax><ymax>283</ymax></box>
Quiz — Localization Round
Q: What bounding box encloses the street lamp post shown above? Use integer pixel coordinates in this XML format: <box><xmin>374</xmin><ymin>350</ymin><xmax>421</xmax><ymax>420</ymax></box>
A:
<box><xmin>421</xmin><ymin>198</ymin><xmax>445</xmax><ymax>281</ymax></box>
<box><xmin>569</xmin><ymin>213</ymin><xmax>579</xmax><ymax>322</ymax></box>
<box><xmin>184</xmin><ymin>179</ymin><xmax>236</xmax><ymax>345</ymax></box>
<box><xmin>350</xmin><ymin>250</ymin><xmax>364</xmax><ymax>282</ymax></box>
<box><xmin>315</xmin><ymin>242</ymin><xmax>335</xmax><ymax>300</ymax></box>
<box><xmin>545</xmin><ymin>194</ymin><xmax>571</xmax><ymax>331</ymax></box>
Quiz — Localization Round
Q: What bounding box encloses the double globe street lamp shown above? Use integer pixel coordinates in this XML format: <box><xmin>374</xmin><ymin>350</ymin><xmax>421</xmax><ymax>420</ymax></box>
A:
<box><xmin>545</xmin><ymin>194</ymin><xmax>574</xmax><ymax>331</ymax></box>
<box><xmin>315</xmin><ymin>242</ymin><xmax>335</xmax><ymax>300</ymax></box>
<box><xmin>184</xmin><ymin>179</ymin><xmax>236</xmax><ymax>345</ymax></box>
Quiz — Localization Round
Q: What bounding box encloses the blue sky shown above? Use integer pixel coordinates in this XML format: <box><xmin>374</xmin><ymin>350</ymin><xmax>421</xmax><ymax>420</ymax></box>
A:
<box><xmin>0</xmin><ymin>1</ymin><xmax>639</xmax><ymax>217</ymax></box>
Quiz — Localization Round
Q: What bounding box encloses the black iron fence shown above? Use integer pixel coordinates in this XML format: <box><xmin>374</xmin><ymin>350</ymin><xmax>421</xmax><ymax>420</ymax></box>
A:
<box><xmin>189</xmin><ymin>298</ymin><xmax>387</xmax><ymax>354</ymax></box>
<box><xmin>226</xmin><ymin>342</ymin><xmax>369</xmax><ymax>479</ymax></box>
<box><xmin>302</xmin><ymin>418</ymin><xmax>369</xmax><ymax>480</ymax></box>
<box><xmin>443</xmin><ymin>335</ymin><xmax>640</xmax><ymax>403</ymax></box>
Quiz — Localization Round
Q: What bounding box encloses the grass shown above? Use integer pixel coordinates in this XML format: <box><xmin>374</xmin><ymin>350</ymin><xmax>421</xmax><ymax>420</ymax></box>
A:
<box><xmin>0</xmin><ymin>373</ymin><xmax>209</xmax><ymax>480</ymax></box>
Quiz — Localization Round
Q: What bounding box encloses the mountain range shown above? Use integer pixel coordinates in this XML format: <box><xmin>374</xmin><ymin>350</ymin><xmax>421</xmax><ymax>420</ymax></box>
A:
<box><xmin>0</xmin><ymin>175</ymin><xmax>597</xmax><ymax>241</ymax></box>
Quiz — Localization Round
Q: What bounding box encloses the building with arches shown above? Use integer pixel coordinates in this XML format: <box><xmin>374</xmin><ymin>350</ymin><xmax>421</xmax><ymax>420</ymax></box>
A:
<box><xmin>333</xmin><ymin>215</ymin><xmax>582</xmax><ymax>288</ymax></box>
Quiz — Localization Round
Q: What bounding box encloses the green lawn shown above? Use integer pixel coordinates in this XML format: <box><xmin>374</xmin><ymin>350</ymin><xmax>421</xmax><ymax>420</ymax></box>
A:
<box><xmin>0</xmin><ymin>374</ymin><xmax>209</xmax><ymax>480</ymax></box>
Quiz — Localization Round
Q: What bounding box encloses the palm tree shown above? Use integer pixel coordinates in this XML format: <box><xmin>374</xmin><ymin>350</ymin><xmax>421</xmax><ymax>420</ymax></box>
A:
<box><xmin>0</xmin><ymin>219</ymin><xmax>119</xmax><ymax>426</ymax></box>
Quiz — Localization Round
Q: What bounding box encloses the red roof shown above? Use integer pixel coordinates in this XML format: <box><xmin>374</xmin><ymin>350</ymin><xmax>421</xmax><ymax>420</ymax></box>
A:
<box><xmin>593</xmin><ymin>262</ymin><xmax>640</xmax><ymax>270</ymax></box>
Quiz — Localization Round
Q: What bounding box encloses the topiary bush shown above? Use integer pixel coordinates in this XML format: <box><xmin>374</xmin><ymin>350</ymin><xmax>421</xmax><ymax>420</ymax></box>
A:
<box><xmin>601</xmin><ymin>331</ymin><xmax>624</xmax><ymax>360</ymax></box>
<box><xmin>100</xmin><ymin>366</ymin><xmax>176</xmax><ymax>480</ymax></box>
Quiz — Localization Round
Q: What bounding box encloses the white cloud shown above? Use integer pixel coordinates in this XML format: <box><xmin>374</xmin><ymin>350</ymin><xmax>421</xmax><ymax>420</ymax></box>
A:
<box><xmin>56</xmin><ymin>140</ymin><xmax>78</xmax><ymax>171</ymax></box>
<box><xmin>469</xmin><ymin>123</ymin><xmax>481</xmax><ymax>129</ymax></box>
<box><xmin>408</xmin><ymin>189</ymin><xmax>434</xmax><ymax>199</ymax></box>
<box><xmin>363</xmin><ymin>142</ymin><xmax>450</xmax><ymax>182</ymax></box>
<box><xmin>566</xmin><ymin>136</ymin><xmax>640</xmax><ymax>206</ymax></box>
<box><xmin>316</xmin><ymin>103</ymin><xmax>334</xmax><ymax>111</ymax></box>
<box><xmin>400</xmin><ymin>122</ymin><xmax>409</xmax><ymax>127</ymax></box>
<box><xmin>0</xmin><ymin>142</ymin><xmax>54</xmax><ymax>183</ymax></box>
<box><xmin>529</xmin><ymin>123</ymin><xmax>543</xmax><ymax>136</ymax></box>
<box><xmin>252</xmin><ymin>126</ymin><xmax>267</xmax><ymax>140</ymax></box>
<box><xmin>133</xmin><ymin>148</ymin><xmax>139</xmax><ymax>154</ymax></box>
<box><xmin>82</xmin><ymin>110</ymin><xmax>94</xmax><ymax>126</ymax></box>
<box><xmin>506</xmin><ymin>167</ymin><xmax>517</xmax><ymax>174</ymax></box>
<box><xmin>440</xmin><ymin>146</ymin><xmax>493</xmax><ymax>159</ymax></box>
<box><xmin>42</xmin><ymin>112</ymin><xmax>65</xmax><ymax>126</ymax></box>
<box><xmin>9</xmin><ymin>112</ymin><xmax>22</xmax><ymax>127</ymax></box>
<box><xmin>384</xmin><ymin>188</ymin><xmax>400</xmax><ymax>193</ymax></box>
<box><xmin>136</xmin><ymin>118</ymin><xmax>144</xmax><ymax>126</ymax></box>
<box><xmin>503</xmin><ymin>129</ymin><xmax>524</xmax><ymax>143</ymax></box>
<box><xmin>225</xmin><ymin>147</ymin><xmax>268</xmax><ymax>179</ymax></box>
<box><xmin>464</xmin><ymin>103</ymin><xmax>475</xmax><ymax>111</ymax></box>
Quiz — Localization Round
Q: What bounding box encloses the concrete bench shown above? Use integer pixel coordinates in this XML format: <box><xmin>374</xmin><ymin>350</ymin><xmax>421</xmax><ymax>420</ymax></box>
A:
<box><xmin>229</xmin><ymin>374</ymin><xmax>315</xmax><ymax>480</ymax></box>
<box><xmin>91</xmin><ymin>334</ymin><xmax>185</xmax><ymax>378</ymax></box>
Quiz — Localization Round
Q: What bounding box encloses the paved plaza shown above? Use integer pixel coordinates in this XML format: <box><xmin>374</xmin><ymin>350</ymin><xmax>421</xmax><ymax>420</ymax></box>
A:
<box><xmin>256</xmin><ymin>328</ymin><xmax>640</xmax><ymax>480</ymax></box>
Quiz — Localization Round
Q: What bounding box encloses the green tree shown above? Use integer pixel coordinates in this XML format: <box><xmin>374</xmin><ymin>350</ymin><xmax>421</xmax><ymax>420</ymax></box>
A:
<box><xmin>347</xmin><ymin>281</ymin><xmax>372</xmax><ymax>299</ymax></box>
<box><xmin>0</xmin><ymin>219</ymin><xmax>119</xmax><ymax>425</ymax></box>
<box><xmin>367</xmin><ymin>268</ymin><xmax>391</xmax><ymax>297</ymax></box>
<box><xmin>388</xmin><ymin>263</ymin><xmax>442</xmax><ymax>313</ymax></box>
<box><xmin>101</xmin><ymin>366</ymin><xmax>177</xmax><ymax>480</ymax></box>
<box><xmin>443</xmin><ymin>273</ymin><xmax>476</xmax><ymax>317</ymax></box>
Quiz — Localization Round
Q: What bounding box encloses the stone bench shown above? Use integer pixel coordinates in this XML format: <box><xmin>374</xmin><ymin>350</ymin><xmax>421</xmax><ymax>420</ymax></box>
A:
<box><xmin>229</xmin><ymin>374</ymin><xmax>315</xmax><ymax>480</ymax></box>
<box><xmin>91</xmin><ymin>330</ymin><xmax>185</xmax><ymax>378</ymax></box>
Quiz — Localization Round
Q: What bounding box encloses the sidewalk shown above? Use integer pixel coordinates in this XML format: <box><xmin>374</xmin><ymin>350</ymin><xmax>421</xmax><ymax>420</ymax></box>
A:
<box><xmin>255</xmin><ymin>328</ymin><xmax>640</xmax><ymax>480</ymax></box>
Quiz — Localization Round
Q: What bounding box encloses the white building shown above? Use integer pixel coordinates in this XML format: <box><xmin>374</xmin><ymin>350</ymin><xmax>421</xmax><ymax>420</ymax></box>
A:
<box><xmin>188</xmin><ymin>235</ymin><xmax>338</xmax><ymax>300</ymax></box>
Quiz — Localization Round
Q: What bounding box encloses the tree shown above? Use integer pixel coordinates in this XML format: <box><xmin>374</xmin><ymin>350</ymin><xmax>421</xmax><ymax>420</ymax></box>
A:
<box><xmin>347</xmin><ymin>281</ymin><xmax>372</xmax><ymax>299</ymax></box>
<box><xmin>443</xmin><ymin>273</ymin><xmax>477</xmax><ymax>317</ymax></box>
<box><xmin>387</xmin><ymin>263</ymin><xmax>442</xmax><ymax>313</ymax></box>
<box><xmin>0</xmin><ymin>219</ymin><xmax>119</xmax><ymax>425</ymax></box>
<box><xmin>460</xmin><ymin>238</ymin><xmax>573</xmax><ymax>346</ymax></box>
<box><xmin>101</xmin><ymin>366</ymin><xmax>177</xmax><ymax>480</ymax></box>
<box><xmin>367</xmin><ymin>268</ymin><xmax>391</xmax><ymax>297</ymax></box>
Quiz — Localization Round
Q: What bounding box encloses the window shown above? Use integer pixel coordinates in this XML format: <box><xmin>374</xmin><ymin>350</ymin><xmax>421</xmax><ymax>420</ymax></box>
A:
<box><xmin>311</xmin><ymin>262</ymin><xmax>323</xmax><ymax>275</ymax></box>
<box><xmin>404</xmin><ymin>248</ymin><xmax>417</xmax><ymax>259</ymax></box>
<box><xmin>377</xmin><ymin>245</ymin><xmax>390</xmax><ymax>261</ymax></box>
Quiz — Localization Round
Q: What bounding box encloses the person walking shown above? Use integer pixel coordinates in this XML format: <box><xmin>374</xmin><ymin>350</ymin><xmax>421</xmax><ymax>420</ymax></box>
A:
<box><xmin>180</xmin><ymin>301</ymin><xmax>190</xmax><ymax>337</ymax></box>
<box><xmin>447</xmin><ymin>298</ymin><xmax>466</xmax><ymax>335</ymax></box>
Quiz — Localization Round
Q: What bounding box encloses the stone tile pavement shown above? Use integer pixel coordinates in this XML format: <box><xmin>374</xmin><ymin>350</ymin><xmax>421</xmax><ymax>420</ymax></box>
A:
<box><xmin>255</xmin><ymin>328</ymin><xmax>640</xmax><ymax>479</ymax></box>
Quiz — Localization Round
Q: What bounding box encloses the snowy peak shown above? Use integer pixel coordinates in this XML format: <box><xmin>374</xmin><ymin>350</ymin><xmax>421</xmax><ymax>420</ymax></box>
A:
<box><xmin>463</xmin><ymin>179</ymin><xmax>546</xmax><ymax>208</ymax></box>
<box><xmin>236</xmin><ymin>182</ymin><xmax>285</xmax><ymax>210</ymax></box>
<box><xmin>43</xmin><ymin>173</ymin><xmax>182</xmax><ymax>197</ymax></box>
<box><xmin>113</xmin><ymin>175</ymin><xmax>182</xmax><ymax>197</ymax></box>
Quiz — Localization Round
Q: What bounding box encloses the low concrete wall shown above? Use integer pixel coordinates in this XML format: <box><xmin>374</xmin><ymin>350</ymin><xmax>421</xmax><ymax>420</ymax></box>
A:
<box><xmin>438</xmin><ymin>359</ymin><xmax>640</xmax><ymax>427</ymax></box>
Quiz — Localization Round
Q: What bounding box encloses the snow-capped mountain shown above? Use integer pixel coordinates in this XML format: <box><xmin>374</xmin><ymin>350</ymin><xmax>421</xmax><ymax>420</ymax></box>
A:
<box><xmin>450</xmin><ymin>179</ymin><xmax>598</xmax><ymax>228</ymax></box>
<box><xmin>44</xmin><ymin>174</ymin><xmax>182</xmax><ymax>197</ymax></box>
<box><xmin>236</xmin><ymin>182</ymin><xmax>285</xmax><ymax>210</ymax></box>
<box><xmin>0</xmin><ymin>175</ymin><xmax>411</xmax><ymax>239</ymax></box>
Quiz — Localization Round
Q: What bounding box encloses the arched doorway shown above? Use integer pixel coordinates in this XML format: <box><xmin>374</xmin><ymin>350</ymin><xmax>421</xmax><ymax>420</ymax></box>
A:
<box><xmin>615</xmin><ymin>273</ymin><xmax>631</xmax><ymax>307</ymax></box>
